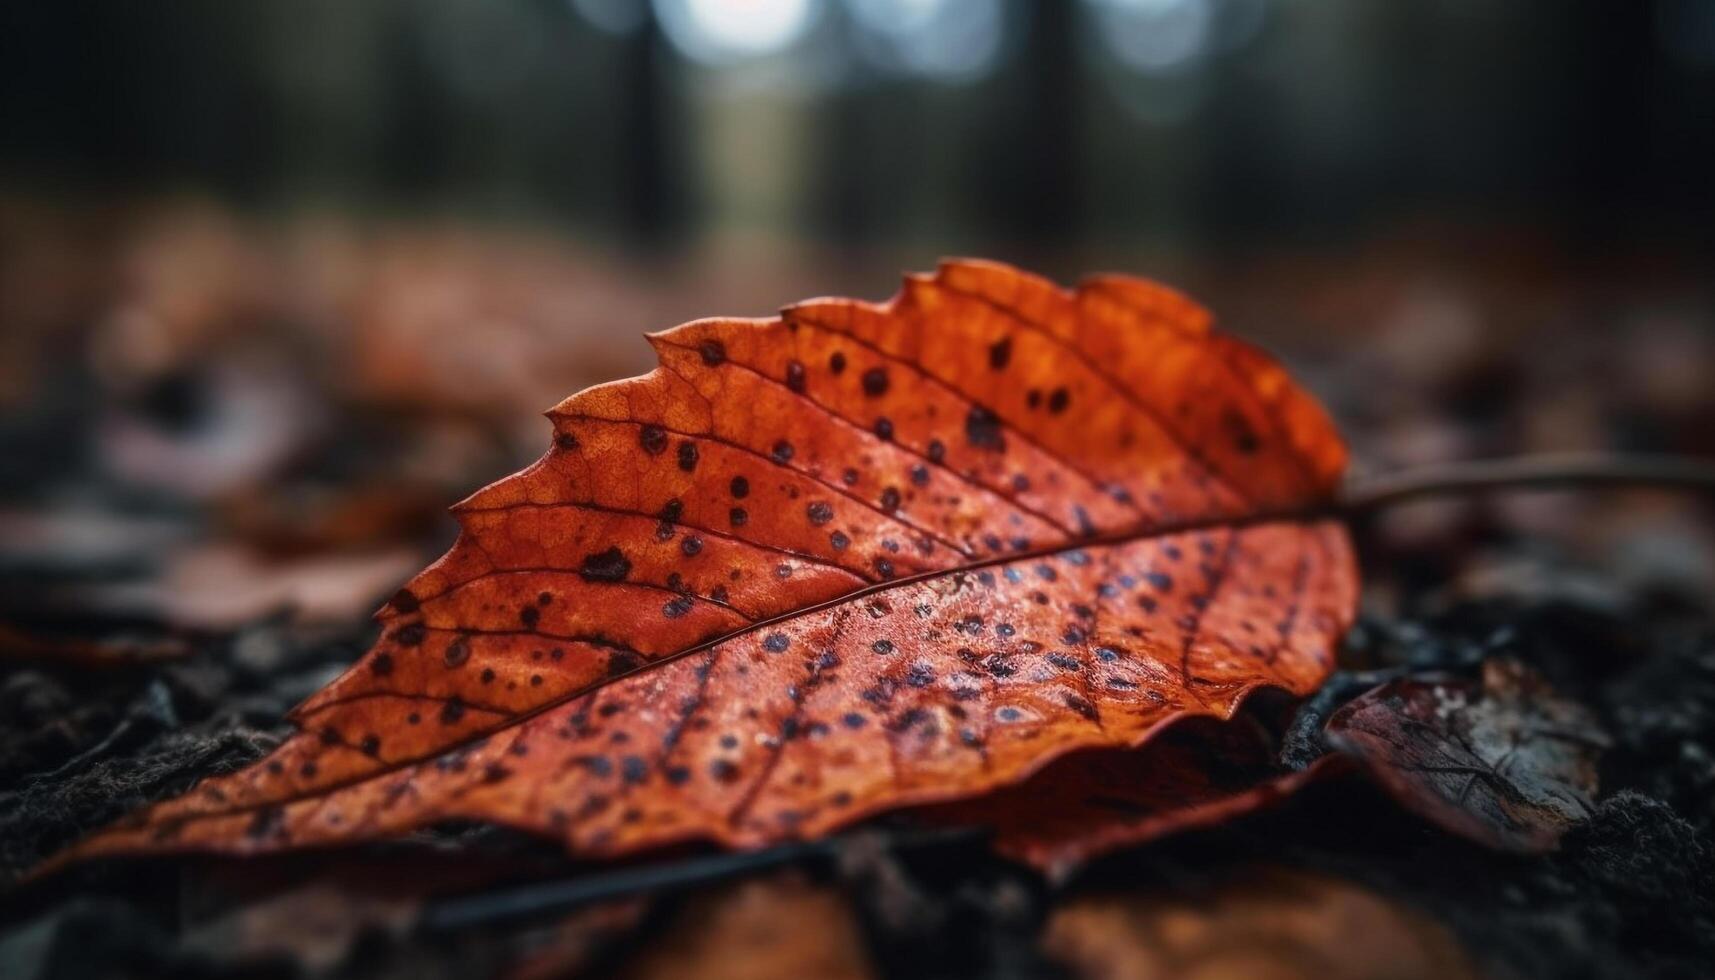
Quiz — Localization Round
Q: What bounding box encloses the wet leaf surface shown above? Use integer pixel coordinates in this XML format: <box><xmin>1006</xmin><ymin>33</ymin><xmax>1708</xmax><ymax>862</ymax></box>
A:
<box><xmin>44</xmin><ymin>260</ymin><xmax>1357</xmax><ymax>869</ymax></box>
<box><xmin>1324</xmin><ymin>659</ymin><xmax>1608</xmax><ymax>852</ymax></box>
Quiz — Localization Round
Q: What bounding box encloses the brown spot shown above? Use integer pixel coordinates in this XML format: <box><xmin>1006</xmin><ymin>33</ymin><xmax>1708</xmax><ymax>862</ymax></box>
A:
<box><xmin>965</xmin><ymin>405</ymin><xmax>1005</xmax><ymax>451</ymax></box>
<box><xmin>1048</xmin><ymin>387</ymin><xmax>1070</xmax><ymax>414</ymax></box>
<box><xmin>247</xmin><ymin>806</ymin><xmax>285</xmax><ymax>840</ymax></box>
<box><xmin>579</xmin><ymin>547</ymin><xmax>632</xmax><ymax>582</ymax></box>
<box><xmin>677</xmin><ymin>440</ymin><xmax>700</xmax><ymax>472</ymax></box>
<box><xmin>988</xmin><ymin>336</ymin><xmax>1012</xmax><ymax>369</ymax></box>
<box><xmin>441</xmin><ymin>700</ymin><xmax>466</xmax><ymax>724</ymax></box>
<box><xmin>443</xmin><ymin>638</ymin><xmax>470</xmax><ymax>668</ymax></box>
<box><xmin>785</xmin><ymin>359</ymin><xmax>806</xmax><ymax>393</ymax></box>
<box><xmin>392</xmin><ymin>623</ymin><xmax>426</xmax><ymax>647</ymax></box>
<box><xmin>861</xmin><ymin>367</ymin><xmax>889</xmax><ymax>397</ymax></box>
<box><xmin>639</xmin><ymin>424</ymin><xmax>668</xmax><ymax>455</ymax></box>
<box><xmin>371</xmin><ymin>653</ymin><xmax>395</xmax><ymax>676</ymax></box>
<box><xmin>698</xmin><ymin>339</ymin><xmax>727</xmax><ymax>366</ymax></box>
<box><xmin>730</xmin><ymin>475</ymin><xmax>750</xmax><ymax>498</ymax></box>
<box><xmin>806</xmin><ymin>501</ymin><xmax>834</xmax><ymax>525</ymax></box>
<box><xmin>390</xmin><ymin>589</ymin><xmax>421</xmax><ymax>613</ymax></box>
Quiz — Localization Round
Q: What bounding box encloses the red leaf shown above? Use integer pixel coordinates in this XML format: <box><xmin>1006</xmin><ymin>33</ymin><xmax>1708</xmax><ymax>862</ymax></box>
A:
<box><xmin>923</xmin><ymin>713</ymin><xmax>1344</xmax><ymax>880</ymax></box>
<box><xmin>46</xmin><ymin>260</ymin><xmax>1357</xmax><ymax>869</ymax></box>
<box><xmin>1325</xmin><ymin>659</ymin><xmax>1607</xmax><ymax>852</ymax></box>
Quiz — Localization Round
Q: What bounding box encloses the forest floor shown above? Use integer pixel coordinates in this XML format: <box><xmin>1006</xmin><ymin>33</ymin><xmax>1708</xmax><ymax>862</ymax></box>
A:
<box><xmin>2</xmin><ymin>211</ymin><xmax>1713</xmax><ymax>979</ymax></box>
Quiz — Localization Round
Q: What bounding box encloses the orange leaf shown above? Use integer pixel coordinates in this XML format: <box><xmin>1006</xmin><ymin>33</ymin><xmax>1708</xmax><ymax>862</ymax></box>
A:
<box><xmin>48</xmin><ymin>260</ymin><xmax>1357</xmax><ymax>869</ymax></box>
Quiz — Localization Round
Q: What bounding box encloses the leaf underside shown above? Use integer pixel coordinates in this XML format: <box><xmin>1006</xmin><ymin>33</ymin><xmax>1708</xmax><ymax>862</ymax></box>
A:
<box><xmin>1325</xmin><ymin>660</ymin><xmax>1605</xmax><ymax>852</ymax></box>
<box><xmin>54</xmin><ymin>259</ymin><xmax>1357</xmax><ymax>868</ymax></box>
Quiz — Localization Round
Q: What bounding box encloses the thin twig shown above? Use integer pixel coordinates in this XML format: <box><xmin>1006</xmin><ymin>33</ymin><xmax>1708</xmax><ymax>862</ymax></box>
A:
<box><xmin>1340</xmin><ymin>452</ymin><xmax>1715</xmax><ymax>513</ymax></box>
<box><xmin>419</xmin><ymin>826</ymin><xmax>983</xmax><ymax>930</ymax></box>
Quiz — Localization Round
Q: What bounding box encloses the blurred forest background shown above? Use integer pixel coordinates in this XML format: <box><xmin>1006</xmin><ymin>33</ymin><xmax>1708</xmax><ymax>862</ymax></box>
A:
<box><xmin>2</xmin><ymin>0</ymin><xmax>1714</xmax><ymax>638</ymax></box>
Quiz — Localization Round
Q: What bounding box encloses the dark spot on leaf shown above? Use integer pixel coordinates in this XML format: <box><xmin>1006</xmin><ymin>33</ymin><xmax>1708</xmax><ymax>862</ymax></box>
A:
<box><xmin>988</xmin><ymin>336</ymin><xmax>1012</xmax><ymax>369</ymax></box>
<box><xmin>640</xmin><ymin>424</ymin><xmax>668</xmax><ymax>455</ymax></box>
<box><xmin>441</xmin><ymin>700</ymin><xmax>466</xmax><ymax>724</ymax></box>
<box><xmin>555</xmin><ymin>432</ymin><xmax>579</xmax><ymax>451</ymax></box>
<box><xmin>443</xmin><ymin>638</ymin><xmax>470</xmax><ymax>668</ymax></box>
<box><xmin>247</xmin><ymin>807</ymin><xmax>284</xmax><ymax>840</ymax></box>
<box><xmin>771</xmin><ymin>440</ymin><xmax>794</xmax><ymax>465</ymax></box>
<box><xmin>829</xmin><ymin>351</ymin><xmax>846</xmax><ymax>374</ymax></box>
<box><xmin>880</xmin><ymin>487</ymin><xmax>901</xmax><ymax>511</ymax></box>
<box><xmin>391</xmin><ymin>589</ymin><xmax>420</xmax><ymax>613</ymax></box>
<box><xmin>874</xmin><ymin>417</ymin><xmax>894</xmax><ymax>440</ymax></box>
<box><xmin>730</xmin><ymin>507</ymin><xmax>748</xmax><ymax>526</ymax></box>
<box><xmin>1064</xmin><ymin>694</ymin><xmax>1099</xmax><ymax>721</ymax></box>
<box><xmin>927</xmin><ymin>439</ymin><xmax>946</xmax><ymax>463</ymax></box>
<box><xmin>1146</xmin><ymin>571</ymin><xmax>1174</xmax><ymax>592</ymax></box>
<box><xmin>681</xmin><ymin>536</ymin><xmax>703</xmax><ymax>557</ymax></box>
<box><xmin>677</xmin><ymin>440</ymin><xmax>699</xmax><ymax>472</ymax></box>
<box><xmin>763</xmin><ymin>632</ymin><xmax>790</xmax><ymax>652</ymax></box>
<box><xmin>872</xmin><ymin>639</ymin><xmax>895</xmax><ymax>655</ymax></box>
<box><xmin>662</xmin><ymin>596</ymin><xmax>695</xmax><ymax>618</ymax></box>
<box><xmin>910</xmin><ymin>464</ymin><xmax>929</xmax><ymax>487</ymax></box>
<box><xmin>360</xmin><ymin>734</ymin><xmax>381</xmax><ymax>756</ymax></box>
<box><xmin>807</xmin><ymin>501</ymin><xmax>834</xmax><ymax>525</ymax></box>
<box><xmin>580</xmin><ymin>547</ymin><xmax>632</xmax><ymax>582</ymax></box>
<box><xmin>392</xmin><ymin>623</ymin><xmax>426</xmax><ymax>647</ymax></box>
<box><xmin>785</xmin><ymin>359</ymin><xmax>807</xmax><ymax>393</ymax></box>
<box><xmin>965</xmin><ymin>405</ymin><xmax>1005</xmax><ymax>451</ymax></box>
<box><xmin>622</xmin><ymin>756</ymin><xmax>648</xmax><ymax>784</ymax></box>
<box><xmin>1048</xmin><ymin>387</ymin><xmax>1070</xmax><ymax>414</ymax></box>
<box><xmin>730</xmin><ymin>475</ymin><xmax>749</xmax><ymax>498</ymax></box>
<box><xmin>371</xmin><ymin>653</ymin><xmax>394</xmax><ymax>676</ymax></box>
<box><xmin>861</xmin><ymin>367</ymin><xmax>889</xmax><ymax>396</ymax></box>
<box><xmin>830</xmin><ymin>530</ymin><xmax>850</xmax><ymax>551</ymax></box>
<box><xmin>520</xmin><ymin>605</ymin><xmax>540</xmax><ymax>628</ymax></box>
<box><xmin>1223</xmin><ymin>408</ymin><xmax>1261</xmax><ymax>455</ymax></box>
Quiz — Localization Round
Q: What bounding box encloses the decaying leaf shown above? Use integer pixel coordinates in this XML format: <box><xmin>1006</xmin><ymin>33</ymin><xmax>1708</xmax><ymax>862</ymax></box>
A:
<box><xmin>1324</xmin><ymin>659</ymin><xmax>1607</xmax><ymax>852</ymax></box>
<box><xmin>47</xmin><ymin>260</ymin><xmax>1356</xmax><ymax>870</ymax></box>
<box><xmin>925</xmin><ymin>713</ymin><xmax>1344</xmax><ymax>880</ymax></box>
<box><xmin>618</xmin><ymin>873</ymin><xmax>876</xmax><ymax>980</ymax></box>
<box><xmin>1043</xmin><ymin>867</ymin><xmax>1478</xmax><ymax>980</ymax></box>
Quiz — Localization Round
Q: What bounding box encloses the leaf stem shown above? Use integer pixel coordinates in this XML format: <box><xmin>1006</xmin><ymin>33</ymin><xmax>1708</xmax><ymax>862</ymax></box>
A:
<box><xmin>1339</xmin><ymin>453</ymin><xmax>1715</xmax><ymax>513</ymax></box>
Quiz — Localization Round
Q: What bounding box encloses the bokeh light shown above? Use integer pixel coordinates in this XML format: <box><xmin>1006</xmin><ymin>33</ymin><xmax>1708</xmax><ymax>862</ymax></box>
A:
<box><xmin>846</xmin><ymin>0</ymin><xmax>1006</xmax><ymax>83</ymax></box>
<box><xmin>654</xmin><ymin>0</ymin><xmax>822</xmax><ymax>65</ymax></box>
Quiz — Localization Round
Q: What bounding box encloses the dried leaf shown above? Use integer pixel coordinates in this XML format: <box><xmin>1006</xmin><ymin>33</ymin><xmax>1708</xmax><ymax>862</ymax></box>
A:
<box><xmin>1043</xmin><ymin>868</ymin><xmax>1478</xmax><ymax>980</ymax></box>
<box><xmin>48</xmin><ymin>260</ymin><xmax>1356</xmax><ymax>869</ymax></box>
<box><xmin>616</xmin><ymin>873</ymin><xmax>875</xmax><ymax>980</ymax></box>
<box><xmin>1324</xmin><ymin>659</ymin><xmax>1607</xmax><ymax>852</ymax></box>
<box><xmin>926</xmin><ymin>714</ymin><xmax>1343</xmax><ymax>880</ymax></box>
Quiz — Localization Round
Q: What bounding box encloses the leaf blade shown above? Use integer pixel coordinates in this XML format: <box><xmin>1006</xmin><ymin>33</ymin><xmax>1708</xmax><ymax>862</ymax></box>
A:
<box><xmin>49</xmin><ymin>260</ymin><xmax>1357</xmax><ymax>867</ymax></box>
